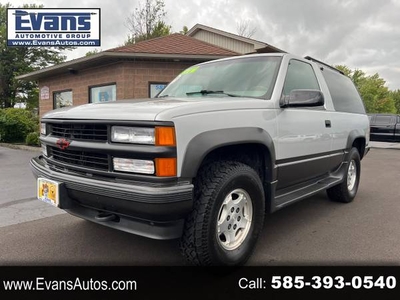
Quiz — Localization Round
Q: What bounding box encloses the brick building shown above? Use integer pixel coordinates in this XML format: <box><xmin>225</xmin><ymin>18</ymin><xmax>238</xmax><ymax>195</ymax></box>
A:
<box><xmin>18</xmin><ymin>24</ymin><xmax>283</xmax><ymax>117</ymax></box>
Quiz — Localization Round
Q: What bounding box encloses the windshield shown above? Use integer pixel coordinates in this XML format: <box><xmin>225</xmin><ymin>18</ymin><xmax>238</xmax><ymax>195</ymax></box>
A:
<box><xmin>158</xmin><ymin>56</ymin><xmax>282</xmax><ymax>99</ymax></box>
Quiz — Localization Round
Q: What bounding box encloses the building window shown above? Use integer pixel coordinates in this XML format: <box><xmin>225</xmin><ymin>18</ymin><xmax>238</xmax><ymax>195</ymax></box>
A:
<box><xmin>53</xmin><ymin>90</ymin><xmax>73</xmax><ymax>109</ymax></box>
<box><xmin>149</xmin><ymin>82</ymin><xmax>168</xmax><ymax>98</ymax></box>
<box><xmin>89</xmin><ymin>83</ymin><xmax>116</xmax><ymax>103</ymax></box>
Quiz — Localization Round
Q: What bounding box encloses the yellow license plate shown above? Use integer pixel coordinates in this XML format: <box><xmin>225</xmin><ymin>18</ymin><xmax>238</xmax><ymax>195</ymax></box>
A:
<box><xmin>37</xmin><ymin>178</ymin><xmax>59</xmax><ymax>207</ymax></box>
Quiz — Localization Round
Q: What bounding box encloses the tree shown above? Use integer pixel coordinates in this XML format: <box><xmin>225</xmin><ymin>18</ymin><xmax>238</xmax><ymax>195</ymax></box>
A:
<box><xmin>335</xmin><ymin>65</ymin><xmax>396</xmax><ymax>113</ymax></box>
<box><xmin>85</xmin><ymin>49</ymin><xmax>101</xmax><ymax>56</ymax></box>
<box><xmin>124</xmin><ymin>21</ymin><xmax>171</xmax><ymax>45</ymax></box>
<box><xmin>390</xmin><ymin>89</ymin><xmax>400</xmax><ymax>114</ymax></box>
<box><xmin>125</xmin><ymin>0</ymin><xmax>171</xmax><ymax>44</ymax></box>
<box><xmin>335</xmin><ymin>65</ymin><xmax>352</xmax><ymax>77</ymax></box>
<box><xmin>0</xmin><ymin>3</ymin><xmax>74</xmax><ymax>109</ymax></box>
<box><xmin>180</xmin><ymin>26</ymin><xmax>189</xmax><ymax>35</ymax></box>
<box><xmin>236</xmin><ymin>19</ymin><xmax>257</xmax><ymax>38</ymax></box>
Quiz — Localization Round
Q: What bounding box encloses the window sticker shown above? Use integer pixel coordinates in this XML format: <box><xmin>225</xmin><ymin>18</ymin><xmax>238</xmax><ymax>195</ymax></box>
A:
<box><xmin>181</xmin><ymin>66</ymin><xmax>199</xmax><ymax>75</ymax></box>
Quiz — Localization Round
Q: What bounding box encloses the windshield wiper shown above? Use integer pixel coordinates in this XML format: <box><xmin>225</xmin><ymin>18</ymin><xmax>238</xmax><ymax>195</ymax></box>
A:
<box><xmin>186</xmin><ymin>90</ymin><xmax>239</xmax><ymax>97</ymax></box>
<box><xmin>157</xmin><ymin>94</ymin><xmax>170</xmax><ymax>98</ymax></box>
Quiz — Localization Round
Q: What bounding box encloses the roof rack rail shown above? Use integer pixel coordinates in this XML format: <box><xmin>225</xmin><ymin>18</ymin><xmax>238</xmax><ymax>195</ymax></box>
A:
<box><xmin>304</xmin><ymin>56</ymin><xmax>344</xmax><ymax>75</ymax></box>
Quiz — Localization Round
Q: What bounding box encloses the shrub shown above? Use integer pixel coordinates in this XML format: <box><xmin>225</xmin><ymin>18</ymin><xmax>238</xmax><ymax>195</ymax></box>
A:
<box><xmin>26</xmin><ymin>132</ymin><xmax>40</xmax><ymax>146</ymax></box>
<box><xmin>0</xmin><ymin>108</ymin><xmax>38</xmax><ymax>143</ymax></box>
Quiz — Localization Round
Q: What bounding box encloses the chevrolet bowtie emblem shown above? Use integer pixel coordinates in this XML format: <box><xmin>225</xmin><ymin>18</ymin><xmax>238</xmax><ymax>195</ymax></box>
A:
<box><xmin>56</xmin><ymin>138</ymin><xmax>70</xmax><ymax>150</ymax></box>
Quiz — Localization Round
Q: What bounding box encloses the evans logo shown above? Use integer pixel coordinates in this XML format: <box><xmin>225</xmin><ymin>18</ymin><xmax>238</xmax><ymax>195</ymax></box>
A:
<box><xmin>7</xmin><ymin>8</ymin><xmax>101</xmax><ymax>47</ymax></box>
<box><xmin>14</xmin><ymin>10</ymin><xmax>92</xmax><ymax>31</ymax></box>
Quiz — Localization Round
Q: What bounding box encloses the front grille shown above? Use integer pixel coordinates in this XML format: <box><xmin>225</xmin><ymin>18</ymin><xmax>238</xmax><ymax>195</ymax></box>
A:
<box><xmin>50</xmin><ymin>147</ymin><xmax>109</xmax><ymax>171</ymax></box>
<box><xmin>50</xmin><ymin>123</ymin><xmax>108</xmax><ymax>141</ymax></box>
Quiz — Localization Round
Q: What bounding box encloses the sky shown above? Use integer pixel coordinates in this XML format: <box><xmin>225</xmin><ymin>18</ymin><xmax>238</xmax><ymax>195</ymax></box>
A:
<box><xmin>10</xmin><ymin>0</ymin><xmax>400</xmax><ymax>90</ymax></box>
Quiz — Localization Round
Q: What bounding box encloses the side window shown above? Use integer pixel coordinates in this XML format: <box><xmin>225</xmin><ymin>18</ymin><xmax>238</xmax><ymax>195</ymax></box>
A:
<box><xmin>321</xmin><ymin>68</ymin><xmax>366</xmax><ymax>114</ymax></box>
<box><xmin>374</xmin><ymin>115</ymin><xmax>394</xmax><ymax>125</ymax></box>
<box><xmin>283</xmin><ymin>60</ymin><xmax>320</xmax><ymax>95</ymax></box>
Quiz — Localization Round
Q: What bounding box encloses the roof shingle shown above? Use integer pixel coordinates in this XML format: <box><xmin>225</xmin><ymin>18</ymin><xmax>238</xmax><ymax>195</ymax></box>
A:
<box><xmin>107</xmin><ymin>33</ymin><xmax>238</xmax><ymax>56</ymax></box>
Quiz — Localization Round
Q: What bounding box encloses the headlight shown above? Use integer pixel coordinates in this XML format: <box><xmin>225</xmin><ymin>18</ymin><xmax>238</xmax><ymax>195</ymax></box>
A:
<box><xmin>113</xmin><ymin>158</ymin><xmax>155</xmax><ymax>174</ymax></box>
<box><xmin>111</xmin><ymin>126</ymin><xmax>155</xmax><ymax>144</ymax></box>
<box><xmin>40</xmin><ymin>123</ymin><xmax>46</xmax><ymax>135</ymax></box>
<box><xmin>111</xmin><ymin>126</ymin><xmax>176</xmax><ymax>146</ymax></box>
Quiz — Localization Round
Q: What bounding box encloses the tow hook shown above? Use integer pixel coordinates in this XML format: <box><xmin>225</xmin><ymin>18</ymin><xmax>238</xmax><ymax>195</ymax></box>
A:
<box><xmin>95</xmin><ymin>212</ymin><xmax>119</xmax><ymax>222</ymax></box>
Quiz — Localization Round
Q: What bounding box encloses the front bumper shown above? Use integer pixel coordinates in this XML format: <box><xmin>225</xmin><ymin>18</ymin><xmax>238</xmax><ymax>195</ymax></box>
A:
<box><xmin>30</xmin><ymin>156</ymin><xmax>193</xmax><ymax>239</ymax></box>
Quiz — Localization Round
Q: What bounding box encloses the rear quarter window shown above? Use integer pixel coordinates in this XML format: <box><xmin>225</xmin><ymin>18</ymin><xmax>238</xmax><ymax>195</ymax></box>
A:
<box><xmin>321</xmin><ymin>68</ymin><xmax>366</xmax><ymax>114</ymax></box>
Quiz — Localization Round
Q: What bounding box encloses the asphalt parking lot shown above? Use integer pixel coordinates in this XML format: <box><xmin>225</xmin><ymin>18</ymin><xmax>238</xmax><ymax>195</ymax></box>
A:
<box><xmin>0</xmin><ymin>145</ymin><xmax>399</xmax><ymax>266</ymax></box>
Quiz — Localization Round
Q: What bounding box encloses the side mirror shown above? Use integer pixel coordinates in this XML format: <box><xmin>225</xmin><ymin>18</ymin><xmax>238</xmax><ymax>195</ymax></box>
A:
<box><xmin>280</xmin><ymin>89</ymin><xmax>324</xmax><ymax>108</ymax></box>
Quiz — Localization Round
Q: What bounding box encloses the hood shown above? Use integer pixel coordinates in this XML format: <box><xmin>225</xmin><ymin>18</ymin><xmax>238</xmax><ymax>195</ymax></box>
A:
<box><xmin>42</xmin><ymin>97</ymin><xmax>273</xmax><ymax>121</ymax></box>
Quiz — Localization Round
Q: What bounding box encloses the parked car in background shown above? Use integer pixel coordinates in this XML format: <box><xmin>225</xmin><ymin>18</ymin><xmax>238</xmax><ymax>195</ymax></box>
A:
<box><xmin>368</xmin><ymin>114</ymin><xmax>400</xmax><ymax>142</ymax></box>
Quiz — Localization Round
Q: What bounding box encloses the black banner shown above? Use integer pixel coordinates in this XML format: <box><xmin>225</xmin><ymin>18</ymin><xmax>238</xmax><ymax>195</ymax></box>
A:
<box><xmin>0</xmin><ymin>266</ymin><xmax>398</xmax><ymax>299</ymax></box>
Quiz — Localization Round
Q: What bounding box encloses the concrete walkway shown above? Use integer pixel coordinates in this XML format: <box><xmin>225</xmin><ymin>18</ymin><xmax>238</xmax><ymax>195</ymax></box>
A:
<box><xmin>0</xmin><ymin>146</ymin><xmax>64</xmax><ymax>228</ymax></box>
<box><xmin>0</xmin><ymin>143</ymin><xmax>40</xmax><ymax>152</ymax></box>
<box><xmin>369</xmin><ymin>141</ymin><xmax>400</xmax><ymax>150</ymax></box>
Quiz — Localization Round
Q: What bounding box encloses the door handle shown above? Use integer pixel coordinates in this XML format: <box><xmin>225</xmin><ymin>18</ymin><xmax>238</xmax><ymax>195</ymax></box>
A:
<box><xmin>325</xmin><ymin>120</ymin><xmax>331</xmax><ymax>128</ymax></box>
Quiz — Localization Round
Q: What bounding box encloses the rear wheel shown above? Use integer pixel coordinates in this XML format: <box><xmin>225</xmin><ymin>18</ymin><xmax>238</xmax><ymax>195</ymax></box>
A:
<box><xmin>180</xmin><ymin>161</ymin><xmax>265</xmax><ymax>266</ymax></box>
<box><xmin>327</xmin><ymin>147</ymin><xmax>361</xmax><ymax>203</ymax></box>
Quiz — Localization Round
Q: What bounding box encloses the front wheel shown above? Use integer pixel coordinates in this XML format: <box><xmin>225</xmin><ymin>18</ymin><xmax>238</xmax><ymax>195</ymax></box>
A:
<box><xmin>180</xmin><ymin>161</ymin><xmax>265</xmax><ymax>266</ymax></box>
<box><xmin>327</xmin><ymin>147</ymin><xmax>361</xmax><ymax>203</ymax></box>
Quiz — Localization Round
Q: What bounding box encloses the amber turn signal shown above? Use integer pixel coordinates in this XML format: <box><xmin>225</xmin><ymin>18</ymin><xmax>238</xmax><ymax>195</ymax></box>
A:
<box><xmin>155</xmin><ymin>158</ymin><xmax>177</xmax><ymax>177</ymax></box>
<box><xmin>155</xmin><ymin>127</ymin><xmax>176</xmax><ymax>146</ymax></box>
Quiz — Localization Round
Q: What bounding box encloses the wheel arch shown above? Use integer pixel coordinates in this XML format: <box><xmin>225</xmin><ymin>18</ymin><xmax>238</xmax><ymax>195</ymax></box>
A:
<box><xmin>180</xmin><ymin>128</ymin><xmax>276</xmax><ymax>179</ymax></box>
<box><xmin>346</xmin><ymin>130</ymin><xmax>366</xmax><ymax>160</ymax></box>
<box><xmin>180</xmin><ymin>128</ymin><xmax>277</xmax><ymax>212</ymax></box>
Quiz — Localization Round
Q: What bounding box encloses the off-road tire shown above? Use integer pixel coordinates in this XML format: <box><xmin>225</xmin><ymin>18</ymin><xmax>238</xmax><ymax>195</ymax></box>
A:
<box><xmin>180</xmin><ymin>161</ymin><xmax>265</xmax><ymax>266</ymax></box>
